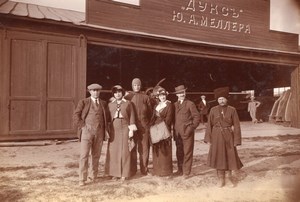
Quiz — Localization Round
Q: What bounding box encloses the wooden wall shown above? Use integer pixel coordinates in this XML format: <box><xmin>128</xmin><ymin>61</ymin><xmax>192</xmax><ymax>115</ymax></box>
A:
<box><xmin>0</xmin><ymin>30</ymin><xmax>86</xmax><ymax>141</ymax></box>
<box><xmin>87</xmin><ymin>0</ymin><xmax>298</xmax><ymax>52</ymax></box>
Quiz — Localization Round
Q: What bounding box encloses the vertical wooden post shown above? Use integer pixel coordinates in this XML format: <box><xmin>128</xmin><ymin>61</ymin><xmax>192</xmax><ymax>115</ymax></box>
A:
<box><xmin>77</xmin><ymin>34</ymin><xmax>87</xmax><ymax>101</ymax></box>
<box><xmin>290</xmin><ymin>65</ymin><xmax>300</xmax><ymax>128</ymax></box>
<box><xmin>0</xmin><ymin>29</ymin><xmax>9</xmax><ymax>135</ymax></box>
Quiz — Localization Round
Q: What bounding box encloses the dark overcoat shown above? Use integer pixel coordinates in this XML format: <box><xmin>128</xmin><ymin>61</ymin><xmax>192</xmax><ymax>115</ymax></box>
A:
<box><xmin>198</xmin><ymin>100</ymin><xmax>210</xmax><ymax>115</ymax></box>
<box><xmin>204</xmin><ymin>105</ymin><xmax>243</xmax><ymax>170</ymax></box>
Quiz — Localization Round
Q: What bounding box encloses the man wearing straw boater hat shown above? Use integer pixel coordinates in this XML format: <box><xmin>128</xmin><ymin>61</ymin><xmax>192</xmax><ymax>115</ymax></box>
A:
<box><xmin>173</xmin><ymin>85</ymin><xmax>200</xmax><ymax>179</ymax></box>
<box><xmin>73</xmin><ymin>83</ymin><xmax>110</xmax><ymax>186</ymax></box>
<box><xmin>204</xmin><ymin>87</ymin><xmax>243</xmax><ymax>188</ymax></box>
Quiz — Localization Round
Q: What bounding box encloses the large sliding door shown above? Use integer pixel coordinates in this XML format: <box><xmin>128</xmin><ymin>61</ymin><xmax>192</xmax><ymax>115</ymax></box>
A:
<box><xmin>0</xmin><ymin>31</ymin><xmax>86</xmax><ymax>141</ymax></box>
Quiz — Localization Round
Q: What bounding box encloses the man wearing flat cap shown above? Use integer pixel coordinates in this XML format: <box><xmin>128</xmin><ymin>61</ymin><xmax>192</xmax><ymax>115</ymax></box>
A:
<box><xmin>73</xmin><ymin>83</ymin><xmax>110</xmax><ymax>186</ymax></box>
<box><xmin>173</xmin><ymin>85</ymin><xmax>200</xmax><ymax>179</ymax></box>
<box><xmin>125</xmin><ymin>78</ymin><xmax>152</xmax><ymax>175</ymax></box>
<box><xmin>204</xmin><ymin>87</ymin><xmax>243</xmax><ymax>188</ymax></box>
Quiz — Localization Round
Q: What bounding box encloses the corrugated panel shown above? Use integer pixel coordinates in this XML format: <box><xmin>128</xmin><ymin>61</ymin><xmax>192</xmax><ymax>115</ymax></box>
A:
<box><xmin>27</xmin><ymin>4</ymin><xmax>44</xmax><ymax>19</ymax></box>
<box><xmin>0</xmin><ymin>1</ymin><xmax>16</xmax><ymax>14</ymax></box>
<box><xmin>38</xmin><ymin>6</ymin><xmax>62</xmax><ymax>21</ymax></box>
<box><xmin>11</xmin><ymin>2</ymin><xmax>28</xmax><ymax>16</ymax></box>
<box><xmin>48</xmin><ymin>7</ymin><xmax>72</xmax><ymax>22</ymax></box>
<box><xmin>0</xmin><ymin>0</ymin><xmax>85</xmax><ymax>24</ymax></box>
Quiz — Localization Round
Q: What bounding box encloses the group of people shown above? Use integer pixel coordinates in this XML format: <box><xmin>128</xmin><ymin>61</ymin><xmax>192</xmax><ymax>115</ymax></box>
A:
<box><xmin>73</xmin><ymin>78</ymin><xmax>243</xmax><ymax>188</ymax></box>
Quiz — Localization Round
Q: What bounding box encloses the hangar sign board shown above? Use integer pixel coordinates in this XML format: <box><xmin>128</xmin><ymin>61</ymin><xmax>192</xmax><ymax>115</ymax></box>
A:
<box><xmin>87</xmin><ymin>0</ymin><xmax>298</xmax><ymax>52</ymax></box>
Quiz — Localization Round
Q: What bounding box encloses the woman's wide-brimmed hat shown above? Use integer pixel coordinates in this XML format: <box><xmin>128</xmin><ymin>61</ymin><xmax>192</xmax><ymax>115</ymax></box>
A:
<box><xmin>174</xmin><ymin>85</ymin><xmax>187</xmax><ymax>94</ymax></box>
<box><xmin>156</xmin><ymin>87</ymin><xmax>169</xmax><ymax>96</ymax></box>
<box><xmin>112</xmin><ymin>85</ymin><xmax>125</xmax><ymax>95</ymax></box>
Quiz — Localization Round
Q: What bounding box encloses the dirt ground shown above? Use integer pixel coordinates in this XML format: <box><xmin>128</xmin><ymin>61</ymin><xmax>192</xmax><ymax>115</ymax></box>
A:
<box><xmin>0</xmin><ymin>122</ymin><xmax>300</xmax><ymax>202</ymax></box>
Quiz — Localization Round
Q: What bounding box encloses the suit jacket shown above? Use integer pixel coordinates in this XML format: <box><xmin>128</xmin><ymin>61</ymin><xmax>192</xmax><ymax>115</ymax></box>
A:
<box><xmin>174</xmin><ymin>99</ymin><xmax>200</xmax><ymax>138</ymax></box>
<box><xmin>198</xmin><ymin>100</ymin><xmax>210</xmax><ymax>115</ymax></box>
<box><xmin>73</xmin><ymin>97</ymin><xmax>110</xmax><ymax>141</ymax></box>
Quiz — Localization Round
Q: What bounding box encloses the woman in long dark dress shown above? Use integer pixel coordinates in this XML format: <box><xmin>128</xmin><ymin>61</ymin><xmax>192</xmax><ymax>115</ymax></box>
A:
<box><xmin>105</xmin><ymin>85</ymin><xmax>137</xmax><ymax>181</ymax></box>
<box><xmin>150</xmin><ymin>87</ymin><xmax>174</xmax><ymax>177</ymax></box>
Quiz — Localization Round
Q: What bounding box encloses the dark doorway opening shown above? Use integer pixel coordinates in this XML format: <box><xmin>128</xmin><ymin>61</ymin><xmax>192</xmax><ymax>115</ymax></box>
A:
<box><xmin>87</xmin><ymin>44</ymin><xmax>294</xmax><ymax>121</ymax></box>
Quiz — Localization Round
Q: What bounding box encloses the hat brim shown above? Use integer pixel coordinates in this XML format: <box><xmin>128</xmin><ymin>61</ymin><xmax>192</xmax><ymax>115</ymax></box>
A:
<box><xmin>174</xmin><ymin>88</ymin><xmax>187</xmax><ymax>94</ymax></box>
<box><xmin>157</xmin><ymin>92</ymin><xmax>169</xmax><ymax>96</ymax></box>
<box><xmin>88</xmin><ymin>88</ymin><xmax>102</xmax><ymax>90</ymax></box>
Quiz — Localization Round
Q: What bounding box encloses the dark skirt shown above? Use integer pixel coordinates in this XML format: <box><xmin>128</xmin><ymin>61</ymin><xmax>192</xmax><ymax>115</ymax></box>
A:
<box><xmin>105</xmin><ymin>119</ymin><xmax>136</xmax><ymax>177</ymax></box>
<box><xmin>152</xmin><ymin>138</ymin><xmax>173</xmax><ymax>176</ymax></box>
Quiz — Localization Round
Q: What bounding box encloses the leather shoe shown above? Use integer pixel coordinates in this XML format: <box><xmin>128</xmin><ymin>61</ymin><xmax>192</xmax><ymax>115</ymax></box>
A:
<box><xmin>79</xmin><ymin>181</ymin><xmax>85</xmax><ymax>186</ymax></box>
<box><xmin>183</xmin><ymin>174</ymin><xmax>190</xmax><ymax>179</ymax></box>
<box><xmin>120</xmin><ymin>177</ymin><xmax>126</xmax><ymax>182</ymax></box>
<box><xmin>88</xmin><ymin>177</ymin><xmax>96</xmax><ymax>183</ymax></box>
<box><xmin>173</xmin><ymin>171</ymin><xmax>183</xmax><ymax>176</ymax></box>
<box><xmin>112</xmin><ymin>176</ymin><xmax>119</xmax><ymax>181</ymax></box>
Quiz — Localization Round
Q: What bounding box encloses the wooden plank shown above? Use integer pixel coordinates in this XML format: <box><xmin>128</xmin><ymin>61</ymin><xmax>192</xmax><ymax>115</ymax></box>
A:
<box><xmin>47</xmin><ymin>42</ymin><xmax>76</xmax><ymax>131</ymax></box>
<box><xmin>11</xmin><ymin>2</ymin><xmax>28</xmax><ymax>17</ymax></box>
<box><xmin>47</xmin><ymin>101</ymin><xmax>75</xmax><ymax>130</ymax></box>
<box><xmin>0</xmin><ymin>133</ymin><xmax>77</xmax><ymax>142</ymax></box>
<box><xmin>9</xmin><ymin>39</ymin><xmax>44</xmax><ymax>132</ymax></box>
<box><xmin>0</xmin><ymin>142</ymin><xmax>52</xmax><ymax>147</ymax></box>
<box><xmin>10</xmin><ymin>39</ymin><xmax>43</xmax><ymax>97</ymax></box>
<box><xmin>47</xmin><ymin>43</ymin><xmax>75</xmax><ymax>98</ymax></box>
<box><xmin>28</xmin><ymin>4</ymin><xmax>44</xmax><ymax>19</ymax></box>
<box><xmin>10</xmin><ymin>101</ymin><xmax>41</xmax><ymax>131</ymax></box>
<box><xmin>0</xmin><ymin>1</ymin><xmax>16</xmax><ymax>14</ymax></box>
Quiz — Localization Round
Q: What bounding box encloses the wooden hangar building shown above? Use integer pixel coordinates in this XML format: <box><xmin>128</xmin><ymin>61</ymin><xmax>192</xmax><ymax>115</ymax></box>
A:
<box><xmin>0</xmin><ymin>0</ymin><xmax>299</xmax><ymax>141</ymax></box>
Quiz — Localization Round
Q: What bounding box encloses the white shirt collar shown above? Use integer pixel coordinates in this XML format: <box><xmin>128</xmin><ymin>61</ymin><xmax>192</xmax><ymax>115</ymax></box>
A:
<box><xmin>91</xmin><ymin>97</ymin><xmax>98</xmax><ymax>103</ymax></box>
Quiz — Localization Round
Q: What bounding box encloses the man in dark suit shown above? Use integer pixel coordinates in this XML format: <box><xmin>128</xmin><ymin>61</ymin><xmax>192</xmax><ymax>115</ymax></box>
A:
<box><xmin>198</xmin><ymin>95</ymin><xmax>210</xmax><ymax>124</ymax></box>
<box><xmin>173</xmin><ymin>85</ymin><xmax>200</xmax><ymax>179</ymax></box>
<box><xmin>73</xmin><ymin>83</ymin><xmax>110</xmax><ymax>186</ymax></box>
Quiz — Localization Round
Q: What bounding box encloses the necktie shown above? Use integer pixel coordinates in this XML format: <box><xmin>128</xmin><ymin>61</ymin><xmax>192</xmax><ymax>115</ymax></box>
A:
<box><xmin>116</xmin><ymin>104</ymin><xmax>120</xmax><ymax>118</ymax></box>
<box><xmin>95</xmin><ymin>99</ymin><xmax>99</xmax><ymax>107</ymax></box>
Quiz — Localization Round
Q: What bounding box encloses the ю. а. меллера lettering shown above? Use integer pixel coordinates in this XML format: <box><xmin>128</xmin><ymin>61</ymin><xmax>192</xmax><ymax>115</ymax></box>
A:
<box><xmin>172</xmin><ymin>0</ymin><xmax>251</xmax><ymax>34</ymax></box>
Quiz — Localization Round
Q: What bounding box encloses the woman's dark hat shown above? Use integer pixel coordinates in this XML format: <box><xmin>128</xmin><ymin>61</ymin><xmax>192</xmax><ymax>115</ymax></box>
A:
<box><xmin>112</xmin><ymin>85</ymin><xmax>125</xmax><ymax>95</ymax></box>
<box><xmin>214</xmin><ymin>87</ymin><xmax>229</xmax><ymax>99</ymax></box>
<box><xmin>174</xmin><ymin>85</ymin><xmax>187</xmax><ymax>94</ymax></box>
